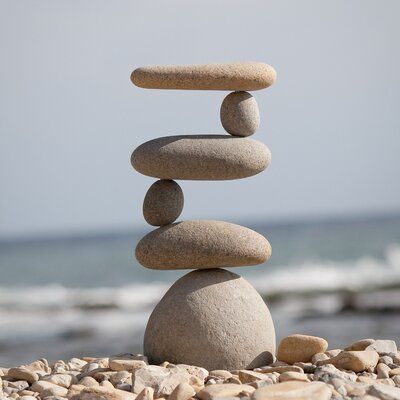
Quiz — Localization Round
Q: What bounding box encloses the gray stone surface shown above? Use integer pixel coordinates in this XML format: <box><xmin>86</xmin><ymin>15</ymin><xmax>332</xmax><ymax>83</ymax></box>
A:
<box><xmin>131</xmin><ymin>62</ymin><xmax>276</xmax><ymax>91</ymax></box>
<box><xmin>131</xmin><ymin>135</ymin><xmax>271</xmax><ymax>180</ymax></box>
<box><xmin>135</xmin><ymin>220</ymin><xmax>271</xmax><ymax>270</ymax></box>
<box><xmin>220</xmin><ymin>91</ymin><xmax>260</xmax><ymax>137</ymax></box>
<box><xmin>143</xmin><ymin>269</ymin><xmax>275</xmax><ymax>370</ymax></box>
<box><xmin>143</xmin><ymin>180</ymin><xmax>184</xmax><ymax>226</ymax></box>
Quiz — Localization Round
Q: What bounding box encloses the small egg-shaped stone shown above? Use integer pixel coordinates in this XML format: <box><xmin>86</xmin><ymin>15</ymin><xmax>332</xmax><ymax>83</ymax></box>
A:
<box><xmin>143</xmin><ymin>180</ymin><xmax>183</xmax><ymax>226</ymax></box>
<box><xmin>220</xmin><ymin>91</ymin><xmax>260</xmax><ymax>137</ymax></box>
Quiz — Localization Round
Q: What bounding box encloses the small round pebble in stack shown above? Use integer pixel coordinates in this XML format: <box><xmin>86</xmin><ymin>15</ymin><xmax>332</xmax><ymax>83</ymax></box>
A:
<box><xmin>130</xmin><ymin>62</ymin><xmax>276</xmax><ymax>371</ymax></box>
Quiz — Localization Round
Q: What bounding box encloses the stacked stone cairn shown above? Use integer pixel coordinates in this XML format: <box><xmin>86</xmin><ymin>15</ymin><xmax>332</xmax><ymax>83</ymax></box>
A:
<box><xmin>130</xmin><ymin>62</ymin><xmax>277</xmax><ymax>371</ymax></box>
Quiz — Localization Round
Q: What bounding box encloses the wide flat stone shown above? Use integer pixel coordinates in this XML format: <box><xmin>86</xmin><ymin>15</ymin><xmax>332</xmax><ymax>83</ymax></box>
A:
<box><xmin>131</xmin><ymin>62</ymin><xmax>276</xmax><ymax>91</ymax></box>
<box><xmin>135</xmin><ymin>220</ymin><xmax>271</xmax><ymax>270</ymax></box>
<box><xmin>131</xmin><ymin>135</ymin><xmax>270</xmax><ymax>181</ymax></box>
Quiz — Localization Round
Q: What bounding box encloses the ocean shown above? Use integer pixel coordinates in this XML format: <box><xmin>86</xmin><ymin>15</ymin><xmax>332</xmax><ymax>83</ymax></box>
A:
<box><xmin>1</xmin><ymin>213</ymin><xmax>400</xmax><ymax>366</ymax></box>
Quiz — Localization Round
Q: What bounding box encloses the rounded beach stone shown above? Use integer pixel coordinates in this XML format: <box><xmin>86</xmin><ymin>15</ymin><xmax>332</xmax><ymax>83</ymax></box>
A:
<box><xmin>277</xmin><ymin>334</ymin><xmax>328</xmax><ymax>364</ymax></box>
<box><xmin>144</xmin><ymin>269</ymin><xmax>275</xmax><ymax>371</ymax></box>
<box><xmin>143</xmin><ymin>180</ymin><xmax>183</xmax><ymax>226</ymax></box>
<box><xmin>131</xmin><ymin>62</ymin><xmax>276</xmax><ymax>91</ymax></box>
<box><xmin>135</xmin><ymin>220</ymin><xmax>271</xmax><ymax>270</ymax></box>
<box><xmin>220</xmin><ymin>92</ymin><xmax>260</xmax><ymax>137</ymax></box>
<box><xmin>252</xmin><ymin>381</ymin><xmax>331</xmax><ymax>400</ymax></box>
<box><xmin>131</xmin><ymin>135</ymin><xmax>271</xmax><ymax>180</ymax></box>
<box><xmin>318</xmin><ymin>350</ymin><xmax>379</xmax><ymax>372</ymax></box>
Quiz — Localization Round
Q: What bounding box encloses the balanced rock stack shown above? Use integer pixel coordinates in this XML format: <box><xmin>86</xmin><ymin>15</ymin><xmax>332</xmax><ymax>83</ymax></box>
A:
<box><xmin>130</xmin><ymin>62</ymin><xmax>277</xmax><ymax>371</ymax></box>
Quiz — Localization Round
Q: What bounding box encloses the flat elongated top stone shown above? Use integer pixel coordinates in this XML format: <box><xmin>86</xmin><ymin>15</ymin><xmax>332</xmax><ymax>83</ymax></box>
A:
<box><xmin>131</xmin><ymin>135</ymin><xmax>271</xmax><ymax>180</ymax></box>
<box><xmin>131</xmin><ymin>62</ymin><xmax>276</xmax><ymax>91</ymax></box>
<box><xmin>135</xmin><ymin>220</ymin><xmax>271</xmax><ymax>270</ymax></box>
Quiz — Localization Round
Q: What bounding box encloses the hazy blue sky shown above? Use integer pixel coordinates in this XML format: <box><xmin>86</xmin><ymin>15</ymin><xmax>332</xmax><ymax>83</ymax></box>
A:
<box><xmin>1</xmin><ymin>0</ymin><xmax>399</xmax><ymax>238</ymax></box>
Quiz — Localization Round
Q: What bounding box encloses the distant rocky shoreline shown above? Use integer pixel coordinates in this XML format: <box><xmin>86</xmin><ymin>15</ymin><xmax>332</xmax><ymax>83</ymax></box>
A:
<box><xmin>1</xmin><ymin>335</ymin><xmax>400</xmax><ymax>400</ymax></box>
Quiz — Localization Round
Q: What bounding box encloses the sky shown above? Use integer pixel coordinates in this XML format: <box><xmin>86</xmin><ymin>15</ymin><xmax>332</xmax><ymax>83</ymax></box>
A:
<box><xmin>1</xmin><ymin>0</ymin><xmax>399</xmax><ymax>239</ymax></box>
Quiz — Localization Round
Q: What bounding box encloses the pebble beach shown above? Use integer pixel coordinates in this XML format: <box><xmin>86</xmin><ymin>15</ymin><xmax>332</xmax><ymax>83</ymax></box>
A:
<box><xmin>1</xmin><ymin>336</ymin><xmax>400</xmax><ymax>400</ymax></box>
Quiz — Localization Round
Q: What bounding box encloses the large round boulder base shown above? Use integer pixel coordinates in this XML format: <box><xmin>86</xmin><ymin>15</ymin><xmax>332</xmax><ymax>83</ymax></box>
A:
<box><xmin>144</xmin><ymin>268</ymin><xmax>275</xmax><ymax>371</ymax></box>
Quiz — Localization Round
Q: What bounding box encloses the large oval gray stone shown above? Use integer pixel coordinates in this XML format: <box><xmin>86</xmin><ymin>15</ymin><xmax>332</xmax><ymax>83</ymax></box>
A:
<box><xmin>131</xmin><ymin>62</ymin><xmax>276</xmax><ymax>91</ymax></box>
<box><xmin>135</xmin><ymin>220</ymin><xmax>271</xmax><ymax>270</ymax></box>
<box><xmin>131</xmin><ymin>135</ymin><xmax>271</xmax><ymax>180</ymax></box>
<box><xmin>144</xmin><ymin>269</ymin><xmax>276</xmax><ymax>370</ymax></box>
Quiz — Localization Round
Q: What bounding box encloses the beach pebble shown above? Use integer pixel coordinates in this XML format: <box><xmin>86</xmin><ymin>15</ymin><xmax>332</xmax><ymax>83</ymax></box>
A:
<box><xmin>68</xmin><ymin>385</ymin><xmax>137</xmax><ymax>400</ymax></box>
<box><xmin>132</xmin><ymin>365</ymin><xmax>190</xmax><ymax>397</ymax></box>
<box><xmin>136</xmin><ymin>387</ymin><xmax>154</xmax><ymax>400</ymax></box>
<box><xmin>238</xmin><ymin>370</ymin><xmax>273</xmax><ymax>384</ymax></box>
<box><xmin>7</xmin><ymin>368</ymin><xmax>39</xmax><ymax>384</ymax></box>
<box><xmin>318</xmin><ymin>350</ymin><xmax>379</xmax><ymax>373</ymax></box>
<box><xmin>136</xmin><ymin>220</ymin><xmax>271</xmax><ymax>270</ymax></box>
<box><xmin>197</xmin><ymin>383</ymin><xmax>254</xmax><ymax>400</ymax></box>
<box><xmin>220</xmin><ymin>92</ymin><xmax>260</xmax><ymax>137</ymax></box>
<box><xmin>131</xmin><ymin>62</ymin><xmax>276</xmax><ymax>91</ymax></box>
<box><xmin>168</xmin><ymin>382</ymin><xmax>195</xmax><ymax>400</ymax></box>
<box><xmin>143</xmin><ymin>180</ymin><xmax>184</xmax><ymax>227</ymax></box>
<box><xmin>31</xmin><ymin>381</ymin><xmax>68</xmax><ymax>397</ymax></box>
<box><xmin>99</xmin><ymin>381</ymin><xmax>114</xmax><ymax>390</ymax></box>
<box><xmin>366</xmin><ymin>340</ymin><xmax>398</xmax><ymax>355</ymax></box>
<box><xmin>393</xmin><ymin>375</ymin><xmax>400</xmax><ymax>387</ymax></box>
<box><xmin>109</xmin><ymin>371</ymin><xmax>131</xmax><ymax>387</ymax></box>
<box><xmin>131</xmin><ymin>135</ymin><xmax>271</xmax><ymax>181</ymax></box>
<box><xmin>109</xmin><ymin>357</ymin><xmax>147</xmax><ymax>373</ymax></box>
<box><xmin>256</xmin><ymin>366</ymin><xmax>303</xmax><ymax>374</ymax></box>
<box><xmin>67</xmin><ymin>359</ymin><xmax>87</xmax><ymax>371</ymax></box>
<box><xmin>208</xmin><ymin>370</ymin><xmax>232</xmax><ymax>380</ymax></box>
<box><xmin>368</xmin><ymin>383</ymin><xmax>400</xmax><ymax>399</ymax></box>
<box><xmin>175</xmin><ymin>365</ymin><xmax>208</xmax><ymax>382</ymax></box>
<box><xmin>278</xmin><ymin>371</ymin><xmax>308</xmax><ymax>383</ymax></box>
<box><xmin>42</xmin><ymin>373</ymin><xmax>77</xmax><ymax>388</ymax></box>
<box><xmin>252</xmin><ymin>381</ymin><xmax>331</xmax><ymax>400</ymax></box>
<box><xmin>377</xmin><ymin>363</ymin><xmax>391</xmax><ymax>379</ymax></box>
<box><xmin>345</xmin><ymin>338</ymin><xmax>376</xmax><ymax>351</ymax></box>
<box><xmin>144</xmin><ymin>269</ymin><xmax>275</xmax><ymax>371</ymax></box>
<box><xmin>79</xmin><ymin>376</ymin><xmax>99</xmax><ymax>387</ymax></box>
<box><xmin>277</xmin><ymin>334</ymin><xmax>328</xmax><ymax>363</ymax></box>
<box><xmin>313</xmin><ymin>364</ymin><xmax>357</xmax><ymax>382</ymax></box>
<box><xmin>311</xmin><ymin>353</ymin><xmax>329</xmax><ymax>363</ymax></box>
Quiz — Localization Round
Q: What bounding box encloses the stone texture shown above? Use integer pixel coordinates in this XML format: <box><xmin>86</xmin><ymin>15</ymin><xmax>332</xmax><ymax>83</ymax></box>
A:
<box><xmin>277</xmin><ymin>334</ymin><xmax>328</xmax><ymax>363</ymax></box>
<box><xmin>366</xmin><ymin>340</ymin><xmax>397</xmax><ymax>355</ymax></box>
<box><xmin>345</xmin><ymin>338</ymin><xmax>376</xmax><ymax>351</ymax></box>
<box><xmin>132</xmin><ymin>365</ymin><xmax>190</xmax><ymax>397</ymax></box>
<box><xmin>109</xmin><ymin>355</ymin><xmax>147</xmax><ymax>373</ymax></box>
<box><xmin>198</xmin><ymin>383</ymin><xmax>254</xmax><ymax>400</ymax></box>
<box><xmin>42</xmin><ymin>373</ymin><xmax>77</xmax><ymax>388</ymax></box>
<box><xmin>143</xmin><ymin>180</ymin><xmax>184</xmax><ymax>227</ymax></box>
<box><xmin>220</xmin><ymin>92</ymin><xmax>260</xmax><ymax>137</ymax></box>
<box><xmin>136</xmin><ymin>220</ymin><xmax>271</xmax><ymax>270</ymax></box>
<box><xmin>278</xmin><ymin>372</ymin><xmax>308</xmax><ymax>382</ymax></box>
<box><xmin>318</xmin><ymin>350</ymin><xmax>379</xmax><ymax>372</ymax></box>
<box><xmin>131</xmin><ymin>135</ymin><xmax>271</xmax><ymax>181</ymax></box>
<box><xmin>368</xmin><ymin>383</ymin><xmax>400</xmax><ymax>399</ymax></box>
<box><xmin>144</xmin><ymin>269</ymin><xmax>275</xmax><ymax>370</ymax></box>
<box><xmin>131</xmin><ymin>62</ymin><xmax>276</xmax><ymax>91</ymax></box>
<box><xmin>252</xmin><ymin>381</ymin><xmax>331</xmax><ymax>400</ymax></box>
<box><xmin>68</xmin><ymin>385</ymin><xmax>137</xmax><ymax>400</ymax></box>
<box><xmin>168</xmin><ymin>383</ymin><xmax>195</xmax><ymax>400</ymax></box>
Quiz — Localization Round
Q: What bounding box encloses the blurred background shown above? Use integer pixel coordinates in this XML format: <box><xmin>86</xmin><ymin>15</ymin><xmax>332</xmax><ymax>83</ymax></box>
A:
<box><xmin>1</xmin><ymin>0</ymin><xmax>400</xmax><ymax>365</ymax></box>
